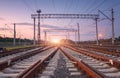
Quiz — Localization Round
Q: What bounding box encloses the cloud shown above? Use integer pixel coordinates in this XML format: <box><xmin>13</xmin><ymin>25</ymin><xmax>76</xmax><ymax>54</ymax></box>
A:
<box><xmin>0</xmin><ymin>27</ymin><xmax>13</xmax><ymax>31</ymax></box>
<box><xmin>11</xmin><ymin>22</ymin><xmax>33</xmax><ymax>26</ymax></box>
<box><xmin>41</xmin><ymin>24</ymin><xmax>61</xmax><ymax>29</ymax></box>
<box><xmin>12</xmin><ymin>22</ymin><xmax>60</xmax><ymax>29</ymax></box>
<box><xmin>44</xmin><ymin>28</ymin><xmax>77</xmax><ymax>32</ymax></box>
<box><xmin>0</xmin><ymin>17</ymin><xmax>5</xmax><ymax>20</ymax></box>
<box><xmin>14</xmin><ymin>22</ymin><xmax>77</xmax><ymax>31</ymax></box>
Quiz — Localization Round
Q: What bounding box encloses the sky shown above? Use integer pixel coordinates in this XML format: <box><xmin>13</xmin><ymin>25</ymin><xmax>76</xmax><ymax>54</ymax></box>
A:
<box><xmin>0</xmin><ymin>0</ymin><xmax>120</xmax><ymax>41</ymax></box>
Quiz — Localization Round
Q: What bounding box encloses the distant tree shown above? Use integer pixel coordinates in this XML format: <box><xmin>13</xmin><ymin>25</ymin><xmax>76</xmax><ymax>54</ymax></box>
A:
<box><xmin>118</xmin><ymin>36</ymin><xmax>120</xmax><ymax>41</ymax></box>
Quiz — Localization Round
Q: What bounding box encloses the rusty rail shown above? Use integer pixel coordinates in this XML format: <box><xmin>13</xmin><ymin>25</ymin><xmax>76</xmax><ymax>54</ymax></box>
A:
<box><xmin>60</xmin><ymin>48</ymin><xmax>107</xmax><ymax>78</ymax></box>
<box><xmin>0</xmin><ymin>46</ymin><xmax>37</xmax><ymax>58</ymax></box>
<box><xmin>16</xmin><ymin>47</ymin><xmax>59</xmax><ymax>78</ymax></box>
<box><xmin>0</xmin><ymin>46</ymin><xmax>54</xmax><ymax>71</ymax></box>
<box><xmin>86</xmin><ymin>46</ymin><xmax>120</xmax><ymax>57</ymax></box>
<box><xmin>65</xmin><ymin>46</ymin><xmax>120</xmax><ymax>70</ymax></box>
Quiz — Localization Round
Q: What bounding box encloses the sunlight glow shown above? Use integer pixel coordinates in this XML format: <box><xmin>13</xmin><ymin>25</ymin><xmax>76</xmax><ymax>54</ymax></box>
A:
<box><xmin>51</xmin><ymin>38</ymin><xmax>60</xmax><ymax>44</ymax></box>
<box><xmin>98</xmin><ymin>33</ymin><xmax>103</xmax><ymax>38</ymax></box>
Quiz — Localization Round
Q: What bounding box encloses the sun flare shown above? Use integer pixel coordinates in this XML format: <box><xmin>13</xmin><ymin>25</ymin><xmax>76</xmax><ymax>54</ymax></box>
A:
<box><xmin>51</xmin><ymin>38</ymin><xmax>60</xmax><ymax>44</ymax></box>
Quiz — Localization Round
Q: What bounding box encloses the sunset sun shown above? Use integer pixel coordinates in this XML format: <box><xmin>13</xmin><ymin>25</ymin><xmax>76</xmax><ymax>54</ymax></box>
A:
<box><xmin>51</xmin><ymin>38</ymin><xmax>60</xmax><ymax>44</ymax></box>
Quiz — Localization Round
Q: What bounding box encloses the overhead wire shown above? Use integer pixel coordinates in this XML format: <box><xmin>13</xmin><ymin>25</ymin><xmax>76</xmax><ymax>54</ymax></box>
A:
<box><xmin>52</xmin><ymin>0</ymin><xmax>59</xmax><ymax>26</ymax></box>
<box><xmin>75</xmin><ymin>0</ymin><xmax>105</xmax><ymax>40</ymax></box>
<box><xmin>21</xmin><ymin>0</ymin><xmax>35</xmax><ymax>12</ymax></box>
<box><xmin>66</xmin><ymin>0</ymin><xmax>75</xmax><ymax>28</ymax></box>
<box><xmin>34</xmin><ymin>0</ymin><xmax>38</xmax><ymax>11</ymax></box>
<box><xmin>83</xmin><ymin>0</ymin><xmax>97</xmax><ymax>13</ymax></box>
<box><xmin>58</xmin><ymin>0</ymin><xmax>68</xmax><ymax>26</ymax></box>
<box><xmin>88</xmin><ymin>0</ymin><xmax>106</xmax><ymax>13</ymax></box>
<box><xmin>66</xmin><ymin>0</ymin><xmax>73</xmax><ymax>13</ymax></box>
<box><xmin>5</xmin><ymin>24</ymin><xmax>14</xmax><ymax>37</ymax></box>
<box><xmin>105</xmin><ymin>1</ymin><xmax>120</xmax><ymax>11</ymax></box>
<box><xmin>52</xmin><ymin>0</ymin><xmax>57</xmax><ymax>12</ymax></box>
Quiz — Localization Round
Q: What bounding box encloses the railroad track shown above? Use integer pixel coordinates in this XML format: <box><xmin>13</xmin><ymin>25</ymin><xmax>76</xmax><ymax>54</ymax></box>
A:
<box><xmin>0</xmin><ymin>46</ymin><xmax>37</xmax><ymax>58</ymax></box>
<box><xmin>0</xmin><ymin>46</ymin><xmax>53</xmax><ymax>70</ymax></box>
<box><xmin>0</xmin><ymin>46</ymin><xmax>58</xmax><ymax>78</ymax></box>
<box><xmin>0</xmin><ymin>47</ymin><xmax>41</xmax><ymax>63</ymax></box>
<box><xmin>83</xmin><ymin>45</ymin><xmax>120</xmax><ymax>56</ymax></box>
<box><xmin>65</xmin><ymin>46</ymin><xmax>120</xmax><ymax>69</ymax></box>
<box><xmin>0</xmin><ymin>46</ymin><xmax>120</xmax><ymax>78</ymax></box>
<box><xmin>76</xmin><ymin>47</ymin><xmax>120</xmax><ymax>62</ymax></box>
<box><xmin>31</xmin><ymin>47</ymin><xmax>120</xmax><ymax>78</ymax></box>
<box><xmin>37</xmin><ymin>50</ymin><xmax>87</xmax><ymax>78</ymax></box>
<box><xmin>0</xmin><ymin>47</ymin><xmax>93</xmax><ymax>78</ymax></box>
<box><xmin>62</xmin><ymin>46</ymin><xmax>120</xmax><ymax>78</ymax></box>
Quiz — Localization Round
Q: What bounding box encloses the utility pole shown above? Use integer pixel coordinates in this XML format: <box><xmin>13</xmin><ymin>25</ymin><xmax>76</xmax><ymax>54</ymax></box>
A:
<box><xmin>13</xmin><ymin>23</ymin><xmax>16</xmax><ymax>46</ymax></box>
<box><xmin>98</xmin><ymin>9</ymin><xmax>115</xmax><ymax>45</ymax></box>
<box><xmin>19</xmin><ymin>34</ymin><xmax>21</xmax><ymax>45</ymax></box>
<box><xmin>37</xmin><ymin>9</ymin><xmax>41</xmax><ymax>45</ymax></box>
<box><xmin>111</xmin><ymin>8</ymin><xmax>115</xmax><ymax>45</ymax></box>
<box><xmin>65</xmin><ymin>34</ymin><xmax>67</xmax><ymax>40</ymax></box>
<box><xmin>67</xmin><ymin>32</ymin><xmax>70</xmax><ymax>40</ymax></box>
<box><xmin>75</xmin><ymin>31</ymin><xmax>77</xmax><ymax>43</ymax></box>
<box><xmin>33</xmin><ymin>17</ymin><xmax>36</xmax><ymax>46</ymax></box>
<box><xmin>44</xmin><ymin>31</ymin><xmax>47</xmax><ymax>45</ymax></box>
<box><xmin>77</xmin><ymin>23</ymin><xmax>80</xmax><ymax>42</ymax></box>
<box><xmin>95</xmin><ymin>18</ymin><xmax>99</xmax><ymax>45</ymax></box>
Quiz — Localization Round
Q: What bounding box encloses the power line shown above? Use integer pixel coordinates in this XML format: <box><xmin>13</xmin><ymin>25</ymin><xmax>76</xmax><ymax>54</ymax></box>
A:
<box><xmin>106</xmin><ymin>1</ymin><xmax>120</xmax><ymax>10</ymax></box>
<box><xmin>34</xmin><ymin>0</ymin><xmax>38</xmax><ymax>10</ymax></box>
<box><xmin>5</xmin><ymin>24</ymin><xmax>14</xmax><ymax>37</ymax></box>
<box><xmin>67</xmin><ymin>0</ymin><xmax>80</xmax><ymax>24</ymax></box>
<box><xmin>83</xmin><ymin>0</ymin><xmax>97</xmax><ymax>13</ymax></box>
<box><xmin>52</xmin><ymin>0</ymin><xmax>56</xmax><ymax>12</ymax></box>
<box><xmin>66</xmin><ymin>0</ymin><xmax>73</xmax><ymax>13</ymax></box>
<box><xmin>21</xmin><ymin>0</ymin><xmax>35</xmax><ymax>12</ymax></box>
<box><xmin>65</xmin><ymin>0</ymin><xmax>74</xmax><ymax>29</ymax></box>
<box><xmin>88</xmin><ymin>0</ymin><xmax>106</xmax><ymax>13</ymax></box>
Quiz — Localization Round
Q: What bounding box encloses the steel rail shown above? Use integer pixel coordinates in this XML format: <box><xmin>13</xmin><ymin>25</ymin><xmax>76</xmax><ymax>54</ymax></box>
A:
<box><xmin>0</xmin><ymin>46</ymin><xmax>36</xmax><ymax>58</ymax></box>
<box><xmin>16</xmin><ymin>47</ymin><xmax>59</xmax><ymax>78</ymax></box>
<box><xmin>0</xmin><ymin>46</ymin><xmax>54</xmax><ymax>70</ymax></box>
<box><xmin>85</xmin><ymin>46</ymin><xmax>120</xmax><ymax>57</ymax></box>
<box><xmin>65</xmin><ymin>46</ymin><xmax>120</xmax><ymax>70</ymax></box>
<box><xmin>60</xmin><ymin>48</ymin><xmax>107</xmax><ymax>78</ymax></box>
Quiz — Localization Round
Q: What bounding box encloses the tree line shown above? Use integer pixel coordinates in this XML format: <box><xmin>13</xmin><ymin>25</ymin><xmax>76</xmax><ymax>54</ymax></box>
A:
<box><xmin>0</xmin><ymin>37</ymin><xmax>32</xmax><ymax>43</ymax></box>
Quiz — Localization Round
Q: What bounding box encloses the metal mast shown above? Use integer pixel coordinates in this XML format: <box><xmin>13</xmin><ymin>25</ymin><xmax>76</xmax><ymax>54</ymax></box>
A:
<box><xmin>33</xmin><ymin>17</ymin><xmax>36</xmax><ymax>46</ymax></box>
<box><xmin>111</xmin><ymin>8</ymin><xmax>115</xmax><ymax>45</ymax></box>
<box><xmin>37</xmin><ymin>9</ymin><xmax>41</xmax><ymax>45</ymax></box>
<box><xmin>13</xmin><ymin>23</ymin><xmax>16</xmax><ymax>46</ymax></box>
<box><xmin>77</xmin><ymin>23</ymin><xmax>80</xmax><ymax>42</ymax></box>
<box><xmin>95</xmin><ymin>18</ymin><xmax>99</xmax><ymax>45</ymax></box>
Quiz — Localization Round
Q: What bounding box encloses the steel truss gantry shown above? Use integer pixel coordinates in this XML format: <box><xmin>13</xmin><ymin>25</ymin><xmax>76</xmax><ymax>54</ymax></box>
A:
<box><xmin>31</xmin><ymin>14</ymin><xmax>99</xmax><ymax>19</ymax></box>
<box><xmin>43</xmin><ymin>29</ymin><xmax>77</xmax><ymax>42</ymax></box>
<box><xmin>31</xmin><ymin>12</ymin><xmax>99</xmax><ymax>45</ymax></box>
